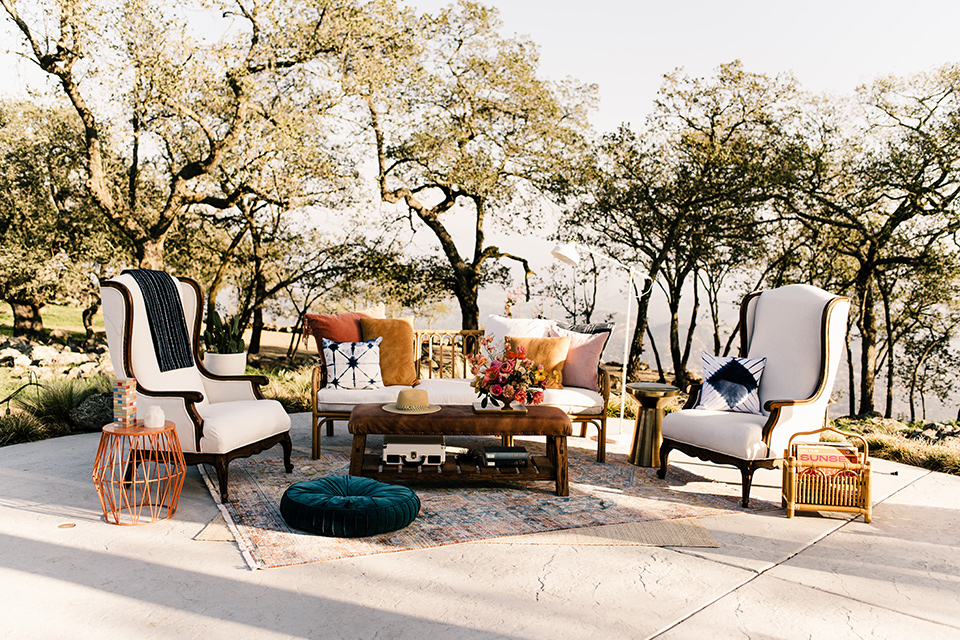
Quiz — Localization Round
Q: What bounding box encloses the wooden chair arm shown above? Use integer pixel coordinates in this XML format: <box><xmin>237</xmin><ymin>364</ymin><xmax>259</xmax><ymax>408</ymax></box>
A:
<box><xmin>136</xmin><ymin>383</ymin><xmax>204</xmax><ymax>405</ymax></box>
<box><xmin>681</xmin><ymin>383</ymin><xmax>702</xmax><ymax>410</ymax></box>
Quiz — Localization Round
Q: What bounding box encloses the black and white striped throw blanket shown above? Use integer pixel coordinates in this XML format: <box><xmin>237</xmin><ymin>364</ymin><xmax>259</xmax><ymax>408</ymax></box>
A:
<box><xmin>123</xmin><ymin>269</ymin><xmax>194</xmax><ymax>372</ymax></box>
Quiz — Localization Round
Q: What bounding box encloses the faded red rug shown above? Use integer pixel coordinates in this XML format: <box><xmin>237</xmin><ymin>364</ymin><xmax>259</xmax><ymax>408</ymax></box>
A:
<box><xmin>200</xmin><ymin>442</ymin><xmax>776</xmax><ymax>569</ymax></box>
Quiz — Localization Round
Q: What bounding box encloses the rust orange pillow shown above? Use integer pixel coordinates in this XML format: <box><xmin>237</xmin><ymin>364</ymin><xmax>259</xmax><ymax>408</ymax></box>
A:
<box><xmin>303</xmin><ymin>304</ymin><xmax>385</xmax><ymax>353</ymax></box>
<box><xmin>360</xmin><ymin>317</ymin><xmax>418</xmax><ymax>386</ymax></box>
<box><xmin>508</xmin><ymin>336</ymin><xmax>571</xmax><ymax>389</ymax></box>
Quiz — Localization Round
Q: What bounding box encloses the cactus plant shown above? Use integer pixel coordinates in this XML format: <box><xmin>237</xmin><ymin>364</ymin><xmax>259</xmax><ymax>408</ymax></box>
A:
<box><xmin>203</xmin><ymin>309</ymin><xmax>246</xmax><ymax>354</ymax></box>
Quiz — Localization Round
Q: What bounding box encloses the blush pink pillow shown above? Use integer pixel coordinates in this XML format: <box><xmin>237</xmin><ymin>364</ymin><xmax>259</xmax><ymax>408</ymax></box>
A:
<box><xmin>551</xmin><ymin>326</ymin><xmax>609</xmax><ymax>392</ymax></box>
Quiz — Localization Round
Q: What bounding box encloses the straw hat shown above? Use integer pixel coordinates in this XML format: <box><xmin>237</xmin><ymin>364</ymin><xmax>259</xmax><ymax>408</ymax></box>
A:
<box><xmin>383</xmin><ymin>388</ymin><xmax>441</xmax><ymax>415</ymax></box>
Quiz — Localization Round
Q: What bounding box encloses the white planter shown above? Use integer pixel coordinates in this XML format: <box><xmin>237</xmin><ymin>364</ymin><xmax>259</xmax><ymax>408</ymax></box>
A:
<box><xmin>204</xmin><ymin>352</ymin><xmax>247</xmax><ymax>376</ymax></box>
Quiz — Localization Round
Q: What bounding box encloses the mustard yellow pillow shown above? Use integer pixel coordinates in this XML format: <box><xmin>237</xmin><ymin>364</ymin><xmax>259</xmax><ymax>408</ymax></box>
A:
<box><xmin>508</xmin><ymin>336</ymin><xmax>571</xmax><ymax>389</ymax></box>
<box><xmin>360</xmin><ymin>317</ymin><xmax>418</xmax><ymax>386</ymax></box>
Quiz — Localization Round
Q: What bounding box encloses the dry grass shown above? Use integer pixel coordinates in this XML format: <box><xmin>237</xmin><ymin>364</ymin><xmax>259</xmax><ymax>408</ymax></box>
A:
<box><xmin>832</xmin><ymin>417</ymin><xmax>960</xmax><ymax>476</ymax></box>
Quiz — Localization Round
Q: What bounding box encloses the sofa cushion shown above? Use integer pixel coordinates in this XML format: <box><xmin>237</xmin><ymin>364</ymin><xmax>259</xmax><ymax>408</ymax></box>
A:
<box><xmin>317</xmin><ymin>385</ymin><xmax>413</xmax><ymax>412</ymax></box>
<box><xmin>415</xmin><ymin>378</ymin><xmax>603</xmax><ymax>415</ymax></box>
<box><xmin>483</xmin><ymin>314</ymin><xmax>555</xmax><ymax>350</ymax></box>
<box><xmin>550</xmin><ymin>326</ymin><xmax>609</xmax><ymax>392</ymax></box>
<box><xmin>303</xmin><ymin>304</ymin><xmax>386</xmax><ymax>352</ymax></box>
<box><xmin>322</xmin><ymin>337</ymin><xmax>384</xmax><ymax>390</ymax></box>
<box><xmin>360</xmin><ymin>316</ymin><xmax>418</xmax><ymax>386</ymax></box>
<box><xmin>508</xmin><ymin>336</ymin><xmax>570</xmax><ymax>389</ymax></box>
<box><xmin>662</xmin><ymin>408</ymin><xmax>770</xmax><ymax>460</ymax></box>
<box><xmin>197</xmin><ymin>399</ymin><xmax>291</xmax><ymax>454</ymax></box>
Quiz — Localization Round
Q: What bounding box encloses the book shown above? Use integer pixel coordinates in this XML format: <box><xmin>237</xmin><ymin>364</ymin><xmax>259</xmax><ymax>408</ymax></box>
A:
<box><xmin>480</xmin><ymin>446</ymin><xmax>529</xmax><ymax>468</ymax></box>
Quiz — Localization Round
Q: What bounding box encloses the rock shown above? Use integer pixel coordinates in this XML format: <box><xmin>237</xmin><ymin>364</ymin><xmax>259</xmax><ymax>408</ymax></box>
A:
<box><xmin>68</xmin><ymin>393</ymin><xmax>113</xmax><ymax>433</ymax></box>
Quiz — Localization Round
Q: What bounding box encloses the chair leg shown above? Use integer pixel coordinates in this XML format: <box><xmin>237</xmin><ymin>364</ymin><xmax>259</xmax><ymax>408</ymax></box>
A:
<box><xmin>596</xmin><ymin>420</ymin><xmax>606</xmax><ymax>463</ymax></box>
<box><xmin>281</xmin><ymin>432</ymin><xmax>294</xmax><ymax>473</ymax></box>
<box><xmin>740</xmin><ymin>464</ymin><xmax>755</xmax><ymax>508</ymax></box>
<box><xmin>326</xmin><ymin>419</ymin><xmax>335</xmax><ymax>437</ymax></box>
<box><xmin>657</xmin><ymin>442</ymin><xmax>672</xmax><ymax>479</ymax></box>
<box><xmin>213</xmin><ymin>458</ymin><xmax>230</xmax><ymax>503</ymax></box>
<box><xmin>578</xmin><ymin>422</ymin><xmax>587</xmax><ymax>438</ymax></box>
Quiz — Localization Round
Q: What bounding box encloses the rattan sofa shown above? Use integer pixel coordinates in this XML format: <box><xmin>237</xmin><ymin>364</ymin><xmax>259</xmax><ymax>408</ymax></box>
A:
<box><xmin>311</xmin><ymin>329</ymin><xmax>610</xmax><ymax>461</ymax></box>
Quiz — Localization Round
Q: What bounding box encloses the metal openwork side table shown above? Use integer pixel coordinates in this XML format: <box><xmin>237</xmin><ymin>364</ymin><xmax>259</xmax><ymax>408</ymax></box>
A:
<box><xmin>92</xmin><ymin>420</ymin><xmax>186</xmax><ymax>525</ymax></box>
<box><xmin>626</xmin><ymin>383</ymin><xmax>679</xmax><ymax>467</ymax></box>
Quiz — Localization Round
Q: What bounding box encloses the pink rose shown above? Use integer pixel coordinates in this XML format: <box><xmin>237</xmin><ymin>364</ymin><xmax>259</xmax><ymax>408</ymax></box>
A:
<box><xmin>500</xmin><ymin>360</ymin><xmax>514</xmax><ymax>374</ymax></box>
<box><xmin>490</xmin><ymin>384</ymin><xmax>503</xmax><ymax>397</ymax></box>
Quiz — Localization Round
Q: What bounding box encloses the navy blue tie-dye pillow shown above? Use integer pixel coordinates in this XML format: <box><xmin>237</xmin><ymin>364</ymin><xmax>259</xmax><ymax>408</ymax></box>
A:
<box><xmin>697</xmin><ymin>352</ymin><xmax>766</xmax><ymax>414</ymax></box>
<box><xmin>322</xmin><ymin>337</ymin><xmax>384</xmax><ymax>390</ymax></box>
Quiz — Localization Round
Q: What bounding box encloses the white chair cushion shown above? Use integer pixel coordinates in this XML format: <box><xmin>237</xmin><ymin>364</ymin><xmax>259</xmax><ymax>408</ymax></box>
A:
<box><xmin>415</xmin><ymin>378</ymin><xmax>603</xmax><ymax>415</ymax></box>
<box><xmin>316</xmin><ymin>385</ymin><xmax>413</xmax><ymax>411</ymax></box>
<box><xmin>748</xmin><ymin>284</ymin><xmax>832</xmax><ymax>407</ymax></box>
<box><xmin>662</xmin><ymin>409</ymin><xmax>771</xmax><ymax>460</ymax></box>
<box><xmin>196</xmin><ymin>399</ymin><xmax>291</xmax><ymax>454</ymax></box>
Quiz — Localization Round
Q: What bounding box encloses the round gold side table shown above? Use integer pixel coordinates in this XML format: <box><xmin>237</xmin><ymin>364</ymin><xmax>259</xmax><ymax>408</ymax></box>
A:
<box><xmin>626</xmin><ymin>383</ymin><xmax>679</xmax><ymax>467</ymax></box>
<box><xmin>92</xmin><ymin>420</ymin><xmax>186</xmax><ymax>525</ymax></box>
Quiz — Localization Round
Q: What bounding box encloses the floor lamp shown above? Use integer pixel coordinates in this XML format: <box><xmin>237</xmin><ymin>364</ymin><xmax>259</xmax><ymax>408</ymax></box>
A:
<box><xmin>551</xmin><ymin>243</ymin><xmax>640</xmax><ymax>428</ymax></box>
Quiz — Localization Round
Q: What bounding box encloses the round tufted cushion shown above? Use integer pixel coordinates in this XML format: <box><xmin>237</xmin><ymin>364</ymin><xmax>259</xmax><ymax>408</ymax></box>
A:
<box><xmin>279</xmin><ymin>476</ymin><xmax>420</xmax><ymax>537</ymax></box>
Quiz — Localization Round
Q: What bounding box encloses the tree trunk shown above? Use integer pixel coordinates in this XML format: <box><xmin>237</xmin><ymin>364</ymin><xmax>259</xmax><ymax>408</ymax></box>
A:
<box><xmin>249</xmin><ymin>306</ymin><xmax>264</xmax><ymax>355</ymax></box>
<box><xmin>857</xmin><ymin>280</ymin><xmax>878</xmax><ymax>416</ymax></box>
<box><xmin>646</xmin><ymin>322</ymin><xmax>665</xmax><ymax>384</ymax></box>
<box><xmin>136</xmin><ymin>237</ymin><xmax>165</xmax><ymax>270</ymax></box>
<box><xmin>845</xmin><ymin>322</ymin><xmax>856</xmax><ymax>416</ymax></box>
<box><xmin>81</xmin><ymin>298</ymin><xmax>100</xmax><ymax>341</ymax></box>
<box><xmin>456</xmin><ymin>283</ymin><xmax>481</xmax><ymax>331</ymax></box>
<box><xmin>627</xmin><ymin>275</ymin><xmax>653</xmax><ymax>381</ymax></box>
<box><xmin>9</xmin><ymin>300</ymin><xmax>44</xmax><ymax>339</ymax></box>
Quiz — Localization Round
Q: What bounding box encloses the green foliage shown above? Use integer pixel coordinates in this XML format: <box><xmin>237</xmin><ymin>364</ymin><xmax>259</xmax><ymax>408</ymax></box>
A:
<box><xmin>13</xmin><ymin>377</ymin><xmax>103</xmax><ymax>433</ymax></box>
<box><xmin>256</xmin><ymin>364</ymin><xmax>314</xmax><ymax>413</ymax></box>
<box><xmin>0</xmin><ymin>411</ymin><xmax>51</xmax><ymax>447</ymax></box>
<box><xmin>203</xmin><ymin>310</ymin><xmax>246</xmax><ymax>354</ymax></box>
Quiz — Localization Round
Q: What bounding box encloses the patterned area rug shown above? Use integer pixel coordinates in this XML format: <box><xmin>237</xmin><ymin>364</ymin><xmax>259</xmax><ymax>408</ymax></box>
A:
<box><xmin>200</xmin><ymin>444</ymin><xmax>777</xmax><ymax>569</ymax></box>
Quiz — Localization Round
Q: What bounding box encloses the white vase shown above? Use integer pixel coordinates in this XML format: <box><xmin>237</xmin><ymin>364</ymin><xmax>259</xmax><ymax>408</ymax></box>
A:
<box><xmin>204</xmin><ymin>352</ymin><xmax>247</xmax><ymax>376</ymax></box>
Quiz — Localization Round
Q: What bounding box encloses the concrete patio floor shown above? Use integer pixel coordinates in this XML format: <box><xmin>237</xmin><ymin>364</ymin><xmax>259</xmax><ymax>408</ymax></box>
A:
<box><xmin>1</xmin><ymin>413</ymin><xmax>958</xmax><ymax>640</ymax></box>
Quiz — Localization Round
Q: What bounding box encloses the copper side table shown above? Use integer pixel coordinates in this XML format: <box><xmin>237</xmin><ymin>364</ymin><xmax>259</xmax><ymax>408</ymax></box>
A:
<box><xmin>626</xmin><ymin>383</ymin><xmax>679</xmax><ymax>467</ymax></box>
<box><xmin>92</xmin><ymin>420</ymin><xmax>186</xmax><ymax>525</ymax></box>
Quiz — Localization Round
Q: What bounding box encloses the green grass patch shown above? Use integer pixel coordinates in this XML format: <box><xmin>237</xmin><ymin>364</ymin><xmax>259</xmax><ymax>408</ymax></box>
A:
<box><xmin>0</xmin><ymin>303</ymin><xmax>103</xmax><ymax>339</ymax></box>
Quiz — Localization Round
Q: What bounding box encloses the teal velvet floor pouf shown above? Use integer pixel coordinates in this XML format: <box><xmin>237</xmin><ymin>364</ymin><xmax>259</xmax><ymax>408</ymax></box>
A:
<box><xmin>280</xmin><ymin>476</ymin><xmax>420</xmax><ymax>537</ymax></box>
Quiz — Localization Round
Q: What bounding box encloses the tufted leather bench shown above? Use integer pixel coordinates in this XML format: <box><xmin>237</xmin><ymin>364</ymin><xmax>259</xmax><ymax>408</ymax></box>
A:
<box><xmin>348</xmin><ymin>404</ymin><xmax>572</xmax><ymax>496</ymax></box>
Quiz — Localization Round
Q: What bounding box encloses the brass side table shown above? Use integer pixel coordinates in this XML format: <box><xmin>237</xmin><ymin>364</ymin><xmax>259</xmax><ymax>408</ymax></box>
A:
<box><xmin>92</xmin><ymin>420</ymin><xmax>186</xmax><ymax>525</ymax></box>
<box><xmin>626</xmin><ymin>383</ymin><xmax>679</xmax><ymax>467</ymax></box>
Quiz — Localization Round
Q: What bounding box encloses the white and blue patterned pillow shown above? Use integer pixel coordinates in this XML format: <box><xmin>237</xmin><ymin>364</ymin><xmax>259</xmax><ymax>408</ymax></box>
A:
<box><xmin>697</xmin><ymin>352</ymin><xmax>766</xmax><ymax>414</ymax></box>
<box><xmin>322</xmin><ymin>337</ymin><xmax>383</xmax><ymax>390</ymax></box>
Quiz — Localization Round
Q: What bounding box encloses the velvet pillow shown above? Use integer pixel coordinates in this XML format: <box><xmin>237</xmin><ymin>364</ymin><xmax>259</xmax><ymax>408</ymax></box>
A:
<box><xmin>360</xmin><ymin>316</ymin><xmax>418</xmax><ymax>386</ymax></box>
<box><xmin>508</xmin><ymin>336</ymin><xmax>571</xmax><ymax>390</ymax></box>
<box><xmin>550</xmin><ymin>326</ymin><xmax>610</xmax><ymax>392</ymax></box>
<box><xmin>321</xmin><ymin>337</ymin><xmax>383</xmax><ymax>390</ymax></box>
<box><xmin>697</xmin><ymin>352</ymin><xmax>766</xmax><ymax>414</ymax></box>
<box><xmin>303</xmin><ymin>304</ymin><xmax>385</xmax><ymax>353</ymax></box>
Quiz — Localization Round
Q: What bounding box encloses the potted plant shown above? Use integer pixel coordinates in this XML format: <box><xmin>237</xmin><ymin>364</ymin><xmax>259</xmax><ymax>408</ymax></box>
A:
<box><xmin>203</xmin><ymin>309</ymin><xmax>247</xmax><ymax>376</ymax></box>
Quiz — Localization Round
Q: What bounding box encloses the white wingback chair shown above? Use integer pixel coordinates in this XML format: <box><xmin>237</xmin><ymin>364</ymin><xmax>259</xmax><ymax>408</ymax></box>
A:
<box><xmin>100</xmin><ymin>271</ymin><xmax>292</xmax><ymax>502</ymax></box>
<box><xmin>658</xmin><ymin>284</ymin><xmax>850</xmax><ymax>506</ymax></box>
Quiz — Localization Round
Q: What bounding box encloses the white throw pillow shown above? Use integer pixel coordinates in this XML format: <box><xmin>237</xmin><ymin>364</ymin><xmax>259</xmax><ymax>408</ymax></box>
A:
<box><xmin>322</xmin><ymin>337</ymin><xmax>384</xmax><ymax>390</ymax></box>
<box><xmin>483</xmin><ymin>314</ymin><xmax>556</xmax><ymax>352</ymax></box>
<box><xmin>697</xmin><ymin>352</ymin><xmax>766</xmax><ymax>415</ymax></box>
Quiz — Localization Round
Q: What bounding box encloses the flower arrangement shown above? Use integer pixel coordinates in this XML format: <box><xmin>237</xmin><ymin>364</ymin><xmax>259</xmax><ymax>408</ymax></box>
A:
<box><xmin>467</xmin><ymin>335</ymin><xmax>553</xmax><ymax>408</ymax></box>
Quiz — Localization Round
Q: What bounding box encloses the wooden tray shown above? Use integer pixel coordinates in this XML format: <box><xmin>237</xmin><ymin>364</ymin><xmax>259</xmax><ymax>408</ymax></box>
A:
<box><xmin>472</xmin><ymin>401</ymin><xmax>528</xmax><ymax>414</ymax></box>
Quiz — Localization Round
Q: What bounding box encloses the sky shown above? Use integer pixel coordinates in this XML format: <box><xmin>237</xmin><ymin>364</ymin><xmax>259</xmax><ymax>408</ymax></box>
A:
<box><xmin>406</xmin><ymin>0</ymin><xmax>960</xmax><ymax>134</ymax></box>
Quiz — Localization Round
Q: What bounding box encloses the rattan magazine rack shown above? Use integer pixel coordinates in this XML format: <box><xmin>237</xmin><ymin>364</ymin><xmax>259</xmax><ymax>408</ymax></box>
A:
<box><xmin>783</xmin><ymin>427</ymin><xmax>872</xmax><ymax>523</ymax></box>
